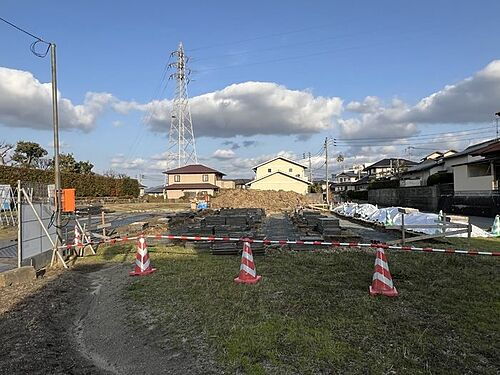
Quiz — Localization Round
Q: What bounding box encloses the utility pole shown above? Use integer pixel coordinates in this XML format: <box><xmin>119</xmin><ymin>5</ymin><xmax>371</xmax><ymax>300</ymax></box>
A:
<box><xmin>495</xmin><ymin>112</ymin><xmax>500</xmax><ymax>140</ymax></box>
<box><xmin>50</xmin><ymin>43</ymin><xmax>62</xmax><ymax>247</ymax></box>
<box><xmin>325</xmin><ymin>137</ymin><xmax>329</xmax><ymax>205</ymax></box>
<box><xmin>167</xmin><ymin>42</ymin><xmax>198</xmax><ymax>170</ymax></box>
<box><xmin>308</xmin><ymin>152</ymin><xmax>312</xmax><ymax>182</ymax></box>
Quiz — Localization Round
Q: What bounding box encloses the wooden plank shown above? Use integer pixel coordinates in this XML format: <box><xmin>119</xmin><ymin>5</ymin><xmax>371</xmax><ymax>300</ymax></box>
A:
<box><xmin>387</xmin><ymin>229</ymin><xmax>470</xmax><ymax>244</ymax></box>
<box><xmin>386</xmin><ymin>223</ymin><xmax>468</xmax><ymax>229</ymax></box>
<box><xmin>97</xmin><ymin>223</ymin><xmax>111</xmax><ymax>229</ymax></box>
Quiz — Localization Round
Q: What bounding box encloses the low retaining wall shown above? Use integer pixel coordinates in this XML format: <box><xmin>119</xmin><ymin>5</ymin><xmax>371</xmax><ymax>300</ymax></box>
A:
<box><xmin>368</xmin><ymin>186</ymin><xmax>441</xmax><ymax>212</ymax></box>
<box><xmin>368</xmin><ymin>185</ymin><xmax>499</xmax><ymax>216</ymax></box>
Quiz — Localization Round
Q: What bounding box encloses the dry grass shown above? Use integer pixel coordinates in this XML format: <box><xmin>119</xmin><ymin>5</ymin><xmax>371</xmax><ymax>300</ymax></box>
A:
<box><xmin>0</xmin><ymin>226</ymin><xmax>17</xmax><ymax>241</ymax></box>
<box><xmin>99</xmin><ymin>243</ymin><xmax>500</xmax><ymax>374</ymax></box>
<box><xmin>103</xmin><ymin>202</ymin><xmax>190</xmax><ymax>212</ymax></box>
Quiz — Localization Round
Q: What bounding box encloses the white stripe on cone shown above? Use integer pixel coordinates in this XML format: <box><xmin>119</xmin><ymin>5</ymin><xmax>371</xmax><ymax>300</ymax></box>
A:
<box><xmin>240</xmin><ymin>263</ymin><xmax>256</xmax><ymax>277</ymax></box>
<box><xmin>372</xmin><ymin>272</ymin><xmax>394</xmax><ymax>288</ymax></box>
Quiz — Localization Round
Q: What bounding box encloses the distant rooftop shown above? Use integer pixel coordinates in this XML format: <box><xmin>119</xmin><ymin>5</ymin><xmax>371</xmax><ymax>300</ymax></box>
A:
<box><xmin>163</xmin><ymin>164</ymin><xmax>225</xmax><ymax>176</ymax></box>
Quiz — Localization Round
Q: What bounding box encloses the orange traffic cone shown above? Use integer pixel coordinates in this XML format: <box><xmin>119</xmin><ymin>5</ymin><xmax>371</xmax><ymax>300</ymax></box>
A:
<box><xmin>234</xmin><ymin>241</ymin><xmax>262</xmax><ymax>284</ymax></box>
<box><xmin>130</xmin><ymin>236</ymin><xmax>157</xmax><ymax>276</ymax></box>
<box><xmin>369</xmin><ymin>248</ymin><xmax>398</xmax><ymax>297</ymax></box>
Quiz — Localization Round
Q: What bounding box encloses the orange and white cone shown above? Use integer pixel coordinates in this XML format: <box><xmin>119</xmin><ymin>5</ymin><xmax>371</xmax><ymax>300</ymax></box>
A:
<box><xmin>369</xmin><ymin>248</ymin><xmax>398</xmax><ymax>297</ymax></box>
<box><xmin>234</xmin><ymin>241</ymin><xmax>261</xmax><ymax>284</ymax></box>
<box><xmin>130</xmin><ymin>236</ymin><xmax>157</xmax><ymax>276</ymax></box>
<box><xmin>74</xmin><ymin>224</ymin><xmax>83</xmax><ymax>256</ymax></box>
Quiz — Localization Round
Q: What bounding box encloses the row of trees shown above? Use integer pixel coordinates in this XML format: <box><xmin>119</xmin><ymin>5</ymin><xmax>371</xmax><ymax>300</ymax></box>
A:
<box><xmin>0</xmin><ymin>140</ymin><xmax>94</xmax><ymax>174</ymax></box>
<box><xmin>0</xmin><ymin>140</ymin><xmax>126</xmax><ymax>178</ymax></box>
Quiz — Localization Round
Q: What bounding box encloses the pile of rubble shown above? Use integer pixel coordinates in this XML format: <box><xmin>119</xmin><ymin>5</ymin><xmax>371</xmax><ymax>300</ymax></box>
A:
<box><xmin>169</xmin><ymin>208</ymin><xmax>266</xmax><ymax>255</ymax></box>
<box><xmin>210</xmin><ymin>189</ymin><xmax>315</xmax><ymax>212</ymax></box>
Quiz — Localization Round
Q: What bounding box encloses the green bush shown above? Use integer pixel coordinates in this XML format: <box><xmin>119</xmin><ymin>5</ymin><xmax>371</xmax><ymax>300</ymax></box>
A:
<box><xmin>427</xmin><ymin>172</ymin><xmax>453</xmax><ymax>186</ymax></box>
<box><xmin>367</xmin><ymin>179</ymin><xmax>399</xmax><ymax>190</ymax></box>
<box><xmin>346</xmin><ymin>190</ymin><xmax>368</xmax><ymax>200</ymax></box>
<box><xmin>0</xmin><ymin>165</ymin><xmax>139</xmax><ymax>197</ymax></box>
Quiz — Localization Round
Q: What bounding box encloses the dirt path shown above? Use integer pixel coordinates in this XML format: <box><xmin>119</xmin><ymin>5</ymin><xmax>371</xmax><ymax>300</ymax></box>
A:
<box><xmin>0</xmin><ymin>260</ymin><xmax>212</xmax><ymax>374</ymax></box>
<box><xmin>74</xmin><ymin>263</ymin><xmax>203</xmax><ymax>375</ymax></box>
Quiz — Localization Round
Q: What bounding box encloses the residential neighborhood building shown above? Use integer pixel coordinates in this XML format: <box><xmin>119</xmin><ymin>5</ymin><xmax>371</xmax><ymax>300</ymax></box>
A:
<box><xmin>364</xmin><ymin>158</ymin><xmax>417</xmax><ymax>178</ymax></box>
<box><xmin>331</xmin><ymin>170</ymin><xmax>367</xmax><ymax>193</ymax></box>
<box><xmin>246</xmin><ymin>156</ymin><xmax>311</xmax><ymax>195</ymax></box>
<box><xmin>144</xmin><ymin>185</ymin><xmax>166</xmax><ymax>198</ymax></box>
<box><xmin>163</xmin><ymin>164</ymin><xmax>226</xmax><ymax>199</ymax></box>
<box><xmin>450</xmin><ymin>139</ymin><xmax>499</xmax><ymax>195</ymax></box>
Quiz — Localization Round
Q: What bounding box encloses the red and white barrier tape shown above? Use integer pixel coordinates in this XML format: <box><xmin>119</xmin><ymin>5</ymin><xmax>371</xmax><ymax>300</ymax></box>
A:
<box><xmin>58</xmin><ymin>233</ymin><xmax>500</xmax><ymax>257</ymax></box>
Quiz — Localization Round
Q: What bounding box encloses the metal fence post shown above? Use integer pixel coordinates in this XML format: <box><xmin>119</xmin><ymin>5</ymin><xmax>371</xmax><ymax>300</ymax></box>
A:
<box><xmin>401</xmin><ymin>213</ymin><xmax>405</xmax><ymax>246</ymax></box>
<box><xmin>17</xmin><ymin>180</ymin><xmax>22</xmax><ymax>268</ymax></box>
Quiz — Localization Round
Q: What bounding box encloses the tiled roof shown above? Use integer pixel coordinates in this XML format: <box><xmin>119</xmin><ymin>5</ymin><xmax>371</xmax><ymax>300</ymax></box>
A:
<box><xmin>163</xmin><ymin>164</ymin><xmax>225</xmax><ymax>176</ymax></box>
<box><xmin>165</xmin><ymin>183</ymin><xmax>219</xmax><ymax>190</ymax></box>
<box><xmin>364</xmin><ymin>158</ymin><xmax>417</xmax><ymax>170</ymax></box>
<box><xmin>145</xmin><ymin>185</ymin><xmax>165</xmax><ymax>193</ymax></box>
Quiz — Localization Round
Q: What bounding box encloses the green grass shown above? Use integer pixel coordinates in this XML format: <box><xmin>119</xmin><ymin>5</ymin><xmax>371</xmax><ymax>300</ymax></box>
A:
<box><xmin>117</xmin><ymin>245</ymin><xmax>500</xmax><ymax>374</ymax></box>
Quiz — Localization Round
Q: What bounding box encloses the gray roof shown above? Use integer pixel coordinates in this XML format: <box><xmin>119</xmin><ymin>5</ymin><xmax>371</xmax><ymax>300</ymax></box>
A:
<box><xmin>443</xmin><ymin>138</ymin><xmax>498</xmax><ymax>160</ymax></box>
<box><xmin>364</xmin><ymin>158</ymin><xmax>416</xmax><ymax>170</ymax></box>
<box><xmin>145</xmin><ymin>185</ymin><xmax>165</xmax><ymax>194</ymax></box>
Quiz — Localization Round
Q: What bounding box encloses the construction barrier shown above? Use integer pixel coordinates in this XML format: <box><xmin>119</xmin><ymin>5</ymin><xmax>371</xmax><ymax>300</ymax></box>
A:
<box><xmin>57</xmin><ymin>234</ymin><xmax>500</xmax><ymax>257</ymax></box>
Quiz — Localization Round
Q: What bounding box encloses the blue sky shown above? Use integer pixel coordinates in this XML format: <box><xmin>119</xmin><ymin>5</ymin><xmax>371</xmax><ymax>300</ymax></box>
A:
<box><xmin>1</xmin><ymin>1</ymin><xmax>500</xmax><ymax>186</ymax></box>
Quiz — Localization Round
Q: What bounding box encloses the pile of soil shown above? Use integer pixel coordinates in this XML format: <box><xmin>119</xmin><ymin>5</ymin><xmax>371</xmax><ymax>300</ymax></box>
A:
<box><xmin>211</xmin><ymin>189</ymin><xmax>315</xmax><ymax>212</ymax></box>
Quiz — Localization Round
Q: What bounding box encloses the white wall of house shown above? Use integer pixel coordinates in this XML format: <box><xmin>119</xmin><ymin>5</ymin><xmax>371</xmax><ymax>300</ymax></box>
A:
<box><xmin>453</xmin><ymin>164</ymin><xmax>494</xmax><ymax>192</ymax></box>
<box><xmin>249</xmin><ymin>173</ymin><xmax>309</xmax><ymax>195</ymax></box>
<box><xmin>255</xmin><ymin>159</ymin><xmax>306</xmax><ymax>180</ymax></box>
<box><xmin>167</xmin><ymin>172</ymin><xmax>221</xmax><ymax>185</ymax></box>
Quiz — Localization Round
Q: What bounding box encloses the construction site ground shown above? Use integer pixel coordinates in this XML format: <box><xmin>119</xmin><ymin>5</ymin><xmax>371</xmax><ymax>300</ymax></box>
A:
<box><xmin>0</xmin><ymin>207</ymin><xmax>499</xmax><ymax>374</ymax></box>
<box><xmin>0</xmin><ymin>239</ymin><xmax>498</xmax><ymax>374</ymax></box>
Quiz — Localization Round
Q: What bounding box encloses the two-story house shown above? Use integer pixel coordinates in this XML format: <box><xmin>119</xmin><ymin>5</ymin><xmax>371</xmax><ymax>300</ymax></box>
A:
<box><xmin>364</xmin><ymin>158</ymin><xmax>417</xmax><ymax>179</ymax></box>
<box><xmin>246</xmin><ymin>156</ymin><xmax>311</xmax><ymax>195</ymax></box>
<box><xmin>163</xmin><ymin>164</ymin><xmax>230</xmax><ymax>199</ymax></box>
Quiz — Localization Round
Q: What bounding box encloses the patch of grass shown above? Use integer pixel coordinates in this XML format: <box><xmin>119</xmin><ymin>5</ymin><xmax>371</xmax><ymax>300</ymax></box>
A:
<box><xmin>104</xmin><ymin>202</ymin><xmax>190</xmax><ymax>212</ymax></box>
<box><xmin>120</xmin><ymin>245</ymin><xmax>499</xmax><ymax>374</ymax></box>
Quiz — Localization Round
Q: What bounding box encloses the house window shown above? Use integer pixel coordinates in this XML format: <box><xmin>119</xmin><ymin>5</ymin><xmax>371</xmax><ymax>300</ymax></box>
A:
<box><xmin>174</xmin><ymin>175</ymin><xmax>180</xmax><ymax>182</ymax></box>
<box><xmin>268</xmin><ymin>168</ymin><xmax>272</xmax><ymax>173</ymax></box>
<box><xmin>296</xmin><ymin>174</ymin><xmax>300</xmax><ymax>178</ymax></box>
<box><xmin>289</xmin><ymin>168</ymin><xmax>293</xmax><ymax>172</ymax></box>
<box><xmin>202</xmin><ymin>174</ymin><xmax>209</xmax><ymax>182</ymax></box>
<box><xmin>468</xmin><ymin>164</ymin><xmax>491</xmax><ymax>177</ymax></box>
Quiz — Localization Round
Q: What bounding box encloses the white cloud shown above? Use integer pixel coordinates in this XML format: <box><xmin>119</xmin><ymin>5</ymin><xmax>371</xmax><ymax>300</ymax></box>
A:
<box><xmin>0</xmin><ymin>67</ymin><xmax>113</xmax><ymax>132</ymax></box>
<box><xmin>119</xmin><ymin>81</ymin><xmax>342</xmax><ymax>138</ymax></box>
<box><xmin>212</xmin><ymin>149</ymin><xmax>236</xmax><ymax>160</ymax></box>
<box><xmin>346</xmin><ymin>96</ymin><xmax>381</xmax><ymax>113</ymax></box>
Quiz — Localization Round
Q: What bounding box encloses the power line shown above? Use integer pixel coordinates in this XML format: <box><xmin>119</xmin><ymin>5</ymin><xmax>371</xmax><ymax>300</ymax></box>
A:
<box><xmin>0</xmin><ymin>16</ymin><xmax>51</xmax><ymax>57</ymax></box>
<box><xmin>187</xmin><ymin>24</ymin><xmax>333</xmax><ymax>52</ymax></box>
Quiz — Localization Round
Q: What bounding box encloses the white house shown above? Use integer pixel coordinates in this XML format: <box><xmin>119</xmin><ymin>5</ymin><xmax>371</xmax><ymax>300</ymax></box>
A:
<box><xmin>246</xmin><ymin>157</ymin><xmax>311</xmax><ymax>195</ymax></box>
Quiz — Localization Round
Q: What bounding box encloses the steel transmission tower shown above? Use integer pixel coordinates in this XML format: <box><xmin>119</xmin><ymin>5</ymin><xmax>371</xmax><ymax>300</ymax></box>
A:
<box><xmin>166</xmin><ymin>42</ymin><xmax>198</xmax><ymax>169</ymax></box>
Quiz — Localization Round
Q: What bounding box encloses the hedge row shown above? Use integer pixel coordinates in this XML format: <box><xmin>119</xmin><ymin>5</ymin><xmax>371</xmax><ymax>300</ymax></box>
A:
<box><xmin>367</xmin><ymin>179</ymin><xmax>400</xmax><ymax>190</ymax></box>
<box><xmin>346</xmin><ymin>190</ymin><xmax>368</xmax><ymax>200</ymax></box>
<box><xmin>0</xmin><ymin>165</ymin><xmax>139</xmax><ymax>197</ymax></box>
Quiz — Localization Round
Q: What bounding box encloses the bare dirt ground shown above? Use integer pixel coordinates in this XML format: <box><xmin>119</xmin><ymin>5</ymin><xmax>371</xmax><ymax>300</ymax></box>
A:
<box><xmin>0</xmin><ymin>259</ymin><xmax>216</xmax><ymax>374</ymax></box>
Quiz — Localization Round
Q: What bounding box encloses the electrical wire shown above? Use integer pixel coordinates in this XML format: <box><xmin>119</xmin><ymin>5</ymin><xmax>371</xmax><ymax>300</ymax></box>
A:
<box><xmin>0</xmin><ymin>16</ymin><xmax>51</xmax><ymax>58</ymax></box>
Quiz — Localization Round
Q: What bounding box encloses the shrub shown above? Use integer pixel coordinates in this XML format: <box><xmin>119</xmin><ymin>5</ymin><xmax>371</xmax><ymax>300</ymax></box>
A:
<box><xmin>346</xmin><ymin>190</ymin><xmax>368</xmax><ymax>200</ymax></box>
<box><xmin>0</xmin><ymin>165</ymin><xmax>139</xmax><ymax>197</ymax></box>
<box><xmin>427</xmin><ymin>172</ymin><xmax>453</xmax><ymax>186</ymax></box>
<box><xmin>367</xmin><ymin>179</ymin><xmax>399</xmax><ymax>190</ymax></box>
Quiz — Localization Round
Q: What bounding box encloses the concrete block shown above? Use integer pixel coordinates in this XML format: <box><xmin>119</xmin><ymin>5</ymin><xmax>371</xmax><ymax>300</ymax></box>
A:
<box><xmin>129</xmin><ymin>221</ymin><xmax>149</xmax><ymax>231</ymax></box>
<box><xmin>0</xmin><ymin>266</ymin><xmax>36</xmax><ymax>288</ymax></box>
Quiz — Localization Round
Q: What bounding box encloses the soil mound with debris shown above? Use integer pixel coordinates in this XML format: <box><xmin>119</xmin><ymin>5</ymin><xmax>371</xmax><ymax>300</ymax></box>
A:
<box><xmin>211</xmin><ymin>189</ymin><xmax>315</xmax><ymax>212</ymax></box>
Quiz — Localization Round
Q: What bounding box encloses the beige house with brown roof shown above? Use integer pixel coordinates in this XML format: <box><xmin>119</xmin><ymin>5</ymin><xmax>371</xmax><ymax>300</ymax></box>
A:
<box><xmin>163</xmin><ymin>164</ymin><xmax>233</xmax><ymax>199</ymax></box>
<box><xmin>246</xmin><ymin>157</ymin><xmax>311</xmax><ymax>195</ymax></box>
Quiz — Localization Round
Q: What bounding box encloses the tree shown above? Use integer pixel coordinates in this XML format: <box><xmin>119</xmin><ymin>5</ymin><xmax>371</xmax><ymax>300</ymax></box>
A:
<box><xmin>75</xmin><ymin>160</ymin><xmax>94</xmax><ymax>174</ymax></box>
<box><xmin>0</xmin><ymin>141</ymin><xmax>13</xmax><ymax>165</ymax></box>
<box><xmin>12</xmin><ymin>141</ymin><xmax>48</xmax><ymax>168</ymax></box>
<box><xmin>102</xmin><ymin>169</ymin><xmax>127</xmax><ymax>178</ymax></box>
